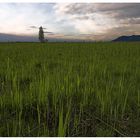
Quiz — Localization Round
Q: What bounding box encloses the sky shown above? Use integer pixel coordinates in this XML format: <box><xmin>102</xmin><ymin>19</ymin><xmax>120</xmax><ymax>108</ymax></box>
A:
<box><xmin>0</xmin><ymin>3</ymin><xmax>140</xmax><ymax>41</ymax></box>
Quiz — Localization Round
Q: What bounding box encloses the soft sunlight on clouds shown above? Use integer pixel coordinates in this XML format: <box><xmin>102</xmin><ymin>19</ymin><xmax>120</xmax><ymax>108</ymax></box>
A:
<box><xmin>53</xmin><ymin>3</ymin><xmax>140</xmax><ymax>40</ymax></box>
<box><xmin>0</xmin><ymin>3</ymin><xmax>140</xmax><ymax>41</ymax></box>
<box><xmin>0</xmin><ymin>4</ymin><xmax>55</xmax><ymax>35</ymax></box>
<box><xmin>53</xmin><ymin>3</ymin><xmax>120</xmax><ymax>36</ymax></box>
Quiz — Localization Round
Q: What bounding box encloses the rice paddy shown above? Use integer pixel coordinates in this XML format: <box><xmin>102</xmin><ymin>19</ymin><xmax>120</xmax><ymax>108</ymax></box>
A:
<box><xmin>0</xmin><ymin>42</ymin><xmax>140</xmax><ymax>136</ymax></box>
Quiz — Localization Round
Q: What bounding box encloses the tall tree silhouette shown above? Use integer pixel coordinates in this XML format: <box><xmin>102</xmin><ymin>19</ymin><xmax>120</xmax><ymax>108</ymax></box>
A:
<box><xmin>39</xmin><ymin>26</ymin><xmax>45</xmax><ymax>42</ymax></box>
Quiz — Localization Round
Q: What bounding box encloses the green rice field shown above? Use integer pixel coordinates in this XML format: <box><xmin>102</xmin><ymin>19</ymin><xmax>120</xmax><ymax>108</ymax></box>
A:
<box><xmin>0</xmin><ymin>42</ymin><xmax>140</xmax><ymax>136</ymax></box>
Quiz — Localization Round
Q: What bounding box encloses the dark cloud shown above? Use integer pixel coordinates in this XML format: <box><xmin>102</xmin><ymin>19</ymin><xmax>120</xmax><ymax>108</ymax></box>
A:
<box><xmin>112</xmin><ymin>5</ymin><xmax>140</xmax><ymax>19</ymax></box>
<box><xmin>63</xmin><ymin>3</ymin><xmax>140</xmax><ymax>16</ymax></box>
<box><xmin>29</xmin><ymin>26</ymin><xmax>47</xmax><ymax>29</ymax></box>
<box><xmin>61</xmin><ymin>3</ymin><xmax>140</xmax><ymax>21</ymax></box>
<box><xmin>44</xmin><ymin>31</ymin><xmax>54</xmax><ymax>33</ymax></box>
<box><xmin>29</xmin><ymin>26</ymin><xmax>38</xmax><ymax>29</ymax></box>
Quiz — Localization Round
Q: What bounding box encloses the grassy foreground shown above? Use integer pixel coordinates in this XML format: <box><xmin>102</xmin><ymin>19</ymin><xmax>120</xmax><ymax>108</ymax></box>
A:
<box><xmin>0</xmin><ymin>42</ymin><xmax>140</xmax><ymax>137</ymax></box>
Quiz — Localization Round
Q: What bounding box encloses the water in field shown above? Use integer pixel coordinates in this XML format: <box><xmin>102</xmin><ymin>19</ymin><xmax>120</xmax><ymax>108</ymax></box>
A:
<box><xmin>0</xmin><ymin>42</ymin><xmax>140</xmax><ymax>136</ymax></box>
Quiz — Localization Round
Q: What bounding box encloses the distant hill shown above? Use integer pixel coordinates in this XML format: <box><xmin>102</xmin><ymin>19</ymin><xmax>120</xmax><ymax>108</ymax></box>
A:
<box><xmin>113</xmin><ymin>35</ymin><xmax>140</xmax><ymax>42</ymax></box>
<box><xmin>0</xmin><ymin>33</ymin><xmax>85</xmax><ymax>42</ymax></box>
<box><xmin>0</xmin><ymin>33</ymin><xmax>38</xmax><ymax>42</ymax></box>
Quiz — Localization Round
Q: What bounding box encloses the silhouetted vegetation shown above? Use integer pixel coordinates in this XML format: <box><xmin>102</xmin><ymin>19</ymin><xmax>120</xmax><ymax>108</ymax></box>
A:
<box><xmin>39</xmin><ymin>26</ymin><xmax>45</xmax><ymax>43</ymax></box>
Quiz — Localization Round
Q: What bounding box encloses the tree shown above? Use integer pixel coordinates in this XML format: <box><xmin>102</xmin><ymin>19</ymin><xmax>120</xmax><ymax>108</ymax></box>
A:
<box><xmin>39</xmin><ymin>26</ymin><xmax>45</xmax><ymax>42</ymax></box>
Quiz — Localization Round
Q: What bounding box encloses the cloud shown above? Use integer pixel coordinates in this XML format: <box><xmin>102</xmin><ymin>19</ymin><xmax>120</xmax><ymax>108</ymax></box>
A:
<box><xmin>53</xmin><ymin>3</ymin><xmax>140</xmax><ymax>40</ymax></box>
<box><xmin>0</xmin><ymin>3</ymin><xmax>55</xmax><ymax>35</ymax></box>
<box><xmin>53</xmin><ymin>4</ymin><xmax>119</xmax><ymax>34</ymax></box>
<box><xmin>29</xmin><ymin>26</ymin><xmax>38</xmax><ymax>29</ymax></box>
<box><xmin>55</xmin><ymin>3</ymin><xmax>140</xmax><ymax>17</ymax></box>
